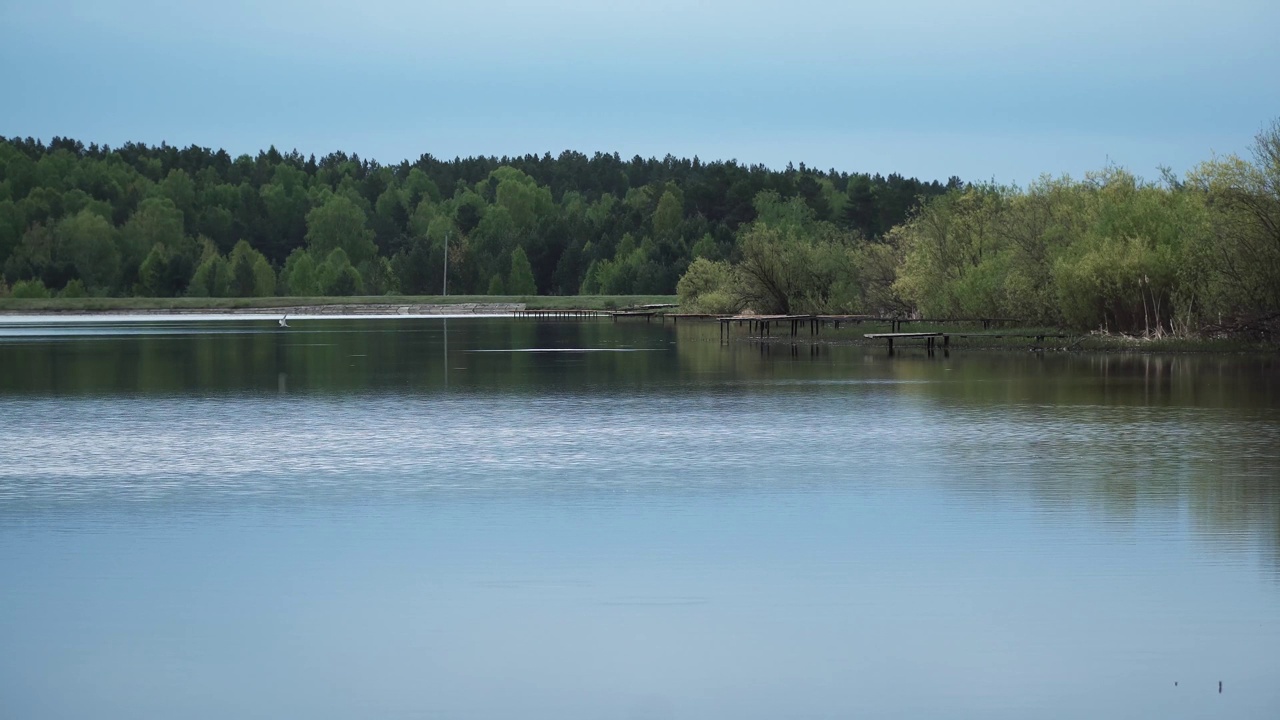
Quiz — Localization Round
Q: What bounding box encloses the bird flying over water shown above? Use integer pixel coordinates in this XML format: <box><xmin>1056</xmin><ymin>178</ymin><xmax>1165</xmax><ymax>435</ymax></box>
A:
<box><xmin>279</xmin><ymin>314</ymin><xmax>289</xmax><ymax>328</ymax></box>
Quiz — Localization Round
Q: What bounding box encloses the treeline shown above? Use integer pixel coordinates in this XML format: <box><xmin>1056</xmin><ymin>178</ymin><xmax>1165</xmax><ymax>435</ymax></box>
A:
<box><xmin>679</xmin><ymin>120</ymin><xmax>1280</xmax><ymax>338</ymax></box>
<box><xmin>0</xmin><ymin>137</ymin><xmax>956</xmax><ymax>299</ymax></box>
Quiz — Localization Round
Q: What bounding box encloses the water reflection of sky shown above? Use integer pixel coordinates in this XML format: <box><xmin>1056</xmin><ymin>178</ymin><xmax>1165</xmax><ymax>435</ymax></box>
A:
<box><xmin>1</xmin><ymin>319</ymin><xmax>1278</xmax><ymax>719</ymax></box>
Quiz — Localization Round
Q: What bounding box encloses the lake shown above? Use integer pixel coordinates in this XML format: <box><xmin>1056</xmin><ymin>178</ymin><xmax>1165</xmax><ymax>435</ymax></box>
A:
<box><xmin>1</xmin><ymin>316</ymin><xmax>1277</xmax><ymax>719</ymax></box>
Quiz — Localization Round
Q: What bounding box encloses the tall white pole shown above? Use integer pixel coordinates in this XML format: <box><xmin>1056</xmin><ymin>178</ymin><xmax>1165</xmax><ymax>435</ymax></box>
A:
<box><xmin>443</xmin><ymin>231</ymin><xmax>449</xmax><ymax>297</ymax></box>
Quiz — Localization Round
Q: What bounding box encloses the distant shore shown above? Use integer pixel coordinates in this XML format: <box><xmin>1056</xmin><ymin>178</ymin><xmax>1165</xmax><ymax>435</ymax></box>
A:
<box><xmin>0</xmin><ymin>302</ymin><xmax>527</xmax><ymax>317</ymax></box>
<box><xmin>1</xmin><ymin>296</ymin><xmax>1269</xmax><ymax>353</ymax></box>
<box><xmin>0</xmin><ymin>295</ymin><xmax>678</xmax><ymax>316</ymax></box>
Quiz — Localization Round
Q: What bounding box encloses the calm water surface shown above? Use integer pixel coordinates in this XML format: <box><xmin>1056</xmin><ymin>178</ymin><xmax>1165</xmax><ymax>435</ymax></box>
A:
<box><xmin>1</xmin><ymin>318</ymin><xmax>1278</xmax><ymax>719</ymax></box>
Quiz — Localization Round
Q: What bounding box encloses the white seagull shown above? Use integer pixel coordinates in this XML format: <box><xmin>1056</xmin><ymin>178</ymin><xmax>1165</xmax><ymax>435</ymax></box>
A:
<box><xmin>279</xmin><ymin>314</ymin><xmax>289</xmax><ymax>328</ymax></box>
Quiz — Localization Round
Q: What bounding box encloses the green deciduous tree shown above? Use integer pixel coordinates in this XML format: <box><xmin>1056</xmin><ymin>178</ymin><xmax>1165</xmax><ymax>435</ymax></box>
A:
<box><xmin>357</xmin><ymin>256</ymin><xmax>396</xmax><ymax>295</ymax></box>
<box><xmin>158</xmin><ymin>169</ymin><xmax>196</xmax><ymax>233</ymax></box>
<box><xmin>652</xmin><ymin>190</ymin><xmax>683</xmax><ymax>240</ymax></box>
<box><xmin>280</xmin><ymin>248</ymin><xmax>319</xmax><ymax>296</ymax></box>
<box><xmin>492</xmin><ymin>166</ymin><xmax>554</xmax><ymax>232</ymax></box>
<box><xmin>227</xmin><ymin>240</ymin><xmax>276</xmax><ymax>297</ymax></box>
<box><xmin>676</xmin><ymin>257</ymin><xmax>738</xmax><ymax>313</ymax></box>
<box><xmin>55</xmin><ymin>209</ymin><xmax>120</xmax><ymax>293</ymax></box>
<box><xmin>188</xmin><ymin>252</ymin><xmax>231</xmax><ymax>298</ymax></box>
<box><xmin>1187</xmin><ymin>120</ymin><xmax>1280</xmax><ymax>335</ymax></box>
<box><xmin>3</xmin><ymin>223</ymin><xmax>57</xmax><ymax>287</ymax></box>
<box><xmin>893</xmin><ymin>185</ymin><xmax>1007</xmax><ymax>318</ymax></box>
<box><xmin>507</xmin><ymin>246</ymin><xmax>537</xmax><ymax>295</ymax></box>
<box><xmin>315</xmin><ymin>248</ymin><xmax>363</xmax><ymax>296</ymax></box>
<box><xmin>305</xmin><ymin>195</ymin><xmax>377</xmax><ymax>267</ymax></box>
<box><xmin>732</xmin><ymin>193</ymin><xmax>863</xmax><ymax>314</ymax></box>
<box><xmin>59</xmin><ymin>279</ymin><xmax>87</xmax><ymax>298</ymax></box>
<box><xmin>120</xmin><ymin>197</ymin><xmax>186</xmax><ymax>288</ymax></box>
<box><xmin>11</xmin><ymin>278</ymin><xmax>50</xmax><ymax>298</ymax></box>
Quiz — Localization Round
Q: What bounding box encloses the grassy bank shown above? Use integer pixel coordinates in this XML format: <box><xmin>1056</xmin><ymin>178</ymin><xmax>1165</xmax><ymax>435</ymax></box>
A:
<box><xmin>1065</xmin><ymin>333</ymin><xmax>1272</xmax><ymax>353</ymax></box>
<box><xmin>722</xmin><ymin>321</ymin><xmax>1275</xmax><ymax>353</ymax></box>
<box><xmin>0</xmin><ymin>295</ymin><xmax>678</xmax><ymax>313</ymax></box>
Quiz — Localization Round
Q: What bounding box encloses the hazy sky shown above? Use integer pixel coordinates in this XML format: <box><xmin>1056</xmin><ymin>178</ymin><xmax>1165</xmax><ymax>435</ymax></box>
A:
<box><xmin>3</xmin><ymin>0</ymin><xmax>1277</xmax><ymax>183</ymax></box>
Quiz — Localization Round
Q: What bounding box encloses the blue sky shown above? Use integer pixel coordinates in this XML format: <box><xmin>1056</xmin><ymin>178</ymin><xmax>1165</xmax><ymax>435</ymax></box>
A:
<box><xmin>2</xmin><ymin>0</ymin><xmax>1277</xmax><ymax>183</ymax></box>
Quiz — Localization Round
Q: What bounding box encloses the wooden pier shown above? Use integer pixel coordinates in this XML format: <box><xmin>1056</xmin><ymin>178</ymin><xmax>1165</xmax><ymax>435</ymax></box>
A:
<box><xmin>666</xmin><ymin>313</ymin><xmax>720</xmax><ymax>324</ymax></box>
<box><xmin>610</xmin><ymin>310</ymin><xmax>659</xmax><ymax>322</ymax></box>
<box><xmin>513</xmin><ymin>305</ymin><xmax>675</xmax><ymax>322</ymax></box>
<box><xmin>864</xmin><ymin>332</ymin><xmax>948</xmax><ymax>351</ymax></box>
<box><xmin>717</xmin><ymin>314</ymin><xmax>829</xmax><ymax>340</ymax></box>
<box><xmin>714</xmin><ymin>314</ymin><xmax>1024</xmax><ymax>339</ymax></box>
<box><xmin>510</xmin><ymin>307</ymin><xmax>1063</xmax><ymax>351</ymax></box>
<box><xmin>864</xmin><ymin>331</ymin><xmax>1069</xmax><ymax>350</ymax></box>
<box><xmin>875</xmin><ymin>316</ymin><xmax>1021</xmax><ymax>332</ymax></box>
<box><xmin>512</xmin><ymin>308</ymin><xmax>607</xmax><ymax>319</ymax></box>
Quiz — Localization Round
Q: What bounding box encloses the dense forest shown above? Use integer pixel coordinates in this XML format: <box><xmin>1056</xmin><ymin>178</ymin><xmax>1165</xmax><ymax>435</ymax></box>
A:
<box><xmin>3</xmin><ymin>122</ymin><xmax>1277</xmax><ymax>339</ymax></box>
<box><xmin>0</xmin><ymin>137</ymin><xmax>954</xmax><ymax>302</ymax></box>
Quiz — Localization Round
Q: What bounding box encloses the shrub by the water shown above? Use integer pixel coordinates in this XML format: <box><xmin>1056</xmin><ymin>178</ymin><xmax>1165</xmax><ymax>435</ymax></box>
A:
<box><xmin>11</xmin><ymin>279</ymin><xmax>51</xmax><ymax>298</ymax></box>
<box><xmin>59</xmin><ymin>279</ymin><xmax>87</xmax><ymax>298</ymax></box>
<box><xmin>677</xmin><ymin>257</ymin><xmax>739</xmax><ymax>314</ymax></box>
<box><xmin>675</xmin><ymin>119</ymin><xmax>1280</xmax><ymax>338</ymax></box>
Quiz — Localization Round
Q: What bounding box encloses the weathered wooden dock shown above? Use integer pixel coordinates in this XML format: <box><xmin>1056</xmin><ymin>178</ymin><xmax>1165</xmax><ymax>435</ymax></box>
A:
<box><xmin>666</xmin><ymin>313</ymin><xmax>721</xmax><ymax>324</ymax></box>
<box><xmin>609</xmin><ymin>310</ymin><xmax>659</xmax><ymax>322</ymax></box>
<box><xmin>510</xmin><ymin>308</ymin><xmax>1061</xmax><ymax>351</ymax></box>
<box><xmin>864</xmin><ymin>331</ymin><xmax>1069</xmax><ymax>350</ymax></box>
<box><xmin>876</xmin><ymin>316</ymin><xmax>1021</xmax><ymax>332</ymax></box>
<box><xmin>716</xmin><ymin>314</ymin><xmax>828</xmax><ymax>340</ymax></box>
<box><xmin>513</xmin><ymin>306</ymin><xmax>676</xmax><ymax>322</ymax></box>
<box><xmin>714</xmin><ymin>314</ymin><xmax>1026</xmax><ymax>339</ymax></box>
<box><xmin>863</xmin><ymin>332</ymin><xmax>948</xmax><ymax>350</ymax></box>
<box><xmin>512</xmin><ymin>308</ymin><xmax>607</xmax><ymax>319</ymax></box>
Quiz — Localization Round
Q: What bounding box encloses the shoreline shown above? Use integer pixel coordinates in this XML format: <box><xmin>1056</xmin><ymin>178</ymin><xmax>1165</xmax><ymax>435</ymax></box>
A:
<box><xmin>730</xmin><ymin>332</ymin><xmax>1276</xmax><ymax>354</ymax></box>
<box><xmin>0</xmin><ymin>302</ymin><xmax>527</xmax><ymax>317</ymax></box>
<box><xmin>0</xmin><ymin>299</ymin><xmax>1270</xmax><ymax>353</ymax></box>
<box><xmin>0</xmin><ymin>294</ymin><xmax>676</xmax><ymax>315</ymax></box>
